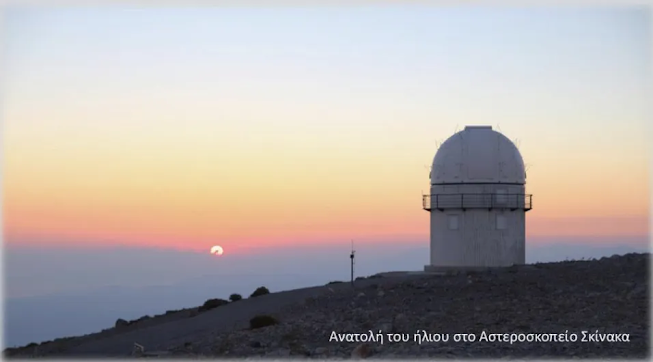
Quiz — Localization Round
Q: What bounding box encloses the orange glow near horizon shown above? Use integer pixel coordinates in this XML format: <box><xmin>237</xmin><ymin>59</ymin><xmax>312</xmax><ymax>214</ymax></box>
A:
<box><xmin>3</xmin><ymin>127</ymin><xmax>650</xmax><ymax>251</ymax></box>
<box><xmin>3</xmin><ymin>122</ymin><xmax>650</xmax><ymax>250</ymax></box>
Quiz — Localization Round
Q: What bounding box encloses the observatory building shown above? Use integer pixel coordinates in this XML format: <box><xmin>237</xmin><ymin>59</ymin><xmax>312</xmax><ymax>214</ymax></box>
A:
<box><xmin>422</xmin><ymin>126</ymin><xmax>532</xmax><ymax>271</ymax></box>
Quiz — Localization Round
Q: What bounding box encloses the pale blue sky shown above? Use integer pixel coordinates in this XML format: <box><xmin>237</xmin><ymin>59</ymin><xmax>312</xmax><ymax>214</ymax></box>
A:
<box><xmin>4</xmin><ymin>7</ymin><xmax>650</xmax><ymax>178</ymax></box>
<box><xmin>5</xmin><ymin>7</ymin><xmax>649</xmax><ymax>119</ymax></box>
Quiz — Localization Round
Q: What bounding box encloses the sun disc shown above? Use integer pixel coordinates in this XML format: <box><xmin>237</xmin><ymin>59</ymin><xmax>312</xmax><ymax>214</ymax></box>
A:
<box><xmin>210</xmin><ymin>245</ymin><xmax>224</xmax><ymax>255</ymax></box>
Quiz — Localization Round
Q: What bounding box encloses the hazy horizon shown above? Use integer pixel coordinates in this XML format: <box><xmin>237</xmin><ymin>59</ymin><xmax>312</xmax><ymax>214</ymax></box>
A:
<box><xmin>2</xmin><ymin>5</ymin><xmax>650</xmax><ymax>351</ymax></box>
<box><xmin>6</xmin><ymin>235</ymin><xmax>649</xmax><ymax>300</ymax></box>
<box><xmin>4</xmin><ymin>238</ymin><xmax>650</xmax><ymax>347</ymax></box>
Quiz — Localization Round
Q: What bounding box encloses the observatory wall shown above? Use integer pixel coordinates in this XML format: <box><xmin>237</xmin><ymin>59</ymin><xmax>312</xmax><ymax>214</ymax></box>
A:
<box><xmin>428</xmin><ymin>184</ymin><xmax>526</xmax><ymax>268</ymax></box>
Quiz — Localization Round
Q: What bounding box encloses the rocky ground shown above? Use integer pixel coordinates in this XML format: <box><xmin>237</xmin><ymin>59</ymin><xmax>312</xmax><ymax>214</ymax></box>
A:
<box><xmin>6</xmin><ymin>253</ymin><xmax>650</xmax><ymax>359</ymax></box>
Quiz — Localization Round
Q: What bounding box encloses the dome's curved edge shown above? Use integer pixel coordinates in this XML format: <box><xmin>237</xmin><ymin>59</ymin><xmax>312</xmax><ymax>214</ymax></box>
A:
<box><xmin>429</xmin><ymin>126</ymin><xmax>526</xmax><ymax>185</ymax></box>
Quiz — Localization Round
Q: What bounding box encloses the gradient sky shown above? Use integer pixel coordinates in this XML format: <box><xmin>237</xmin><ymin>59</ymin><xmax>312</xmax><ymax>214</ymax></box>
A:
<box><xmin>2</xmin><ymin>6</ymin><xmax>651</xmax><ymax>253</ymax></box>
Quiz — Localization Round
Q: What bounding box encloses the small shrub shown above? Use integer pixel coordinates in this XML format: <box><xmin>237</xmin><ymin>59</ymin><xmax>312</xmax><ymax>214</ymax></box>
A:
<box><xmin>165</xmin><ymin>309</ymin><xmax>180</xmax><ymax>315</ymax></box>
<box><xmin>115</xmin><ymin>318</ymin><xmax>129</xmax><ymax>328</ymax></box>
<box><xmin>229</xmin><ymin>293</ymin><xmax>243</xmax><ymax>302</ymax></box>
<box><xmin>249</xmin><ymin>315</ymin><xmax>278</xmax><ymax>329</ymax></box>
<box><xmin>131</xmin><ymin>315</ymin><xmax>151</xmax><ymax>324</ymax></box>
<box><xmin>326</xmin><ymin>281</ymin><xmax>343</xmax><ymax>285</ymax></box>
<box><xmin>250</xmin><ymin>286</ymin><xmax>270</xmax><ymax>298</ymax></box>
<box><xmin>26</xmin><ymin>343</ymin><xmax>38</xmax><ymax>348</ymax></box>
<box><xmin>198</xmin><ymin>298</ymin><xmax>229</xmax><ymax>312</ymax></box>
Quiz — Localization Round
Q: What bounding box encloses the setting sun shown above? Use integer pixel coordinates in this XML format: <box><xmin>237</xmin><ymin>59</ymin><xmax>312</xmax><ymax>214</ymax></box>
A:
<box><xmin>210</xmin><ymin>245</ymin><xmax>224</xmax><ymax>256</ymax></box>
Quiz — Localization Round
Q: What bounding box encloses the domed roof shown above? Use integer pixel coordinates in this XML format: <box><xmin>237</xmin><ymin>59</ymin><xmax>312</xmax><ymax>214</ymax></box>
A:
<box><xmin>431</xmin><ymin>126</ymin><xmax>526</xmax><ymax>185</ymax></box>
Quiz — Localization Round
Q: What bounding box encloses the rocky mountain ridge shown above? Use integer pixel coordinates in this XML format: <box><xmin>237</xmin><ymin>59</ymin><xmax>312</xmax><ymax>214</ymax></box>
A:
<box><xmin>5</xmin><ymin>253</ymin><xmax>650</xmax><ymax>359</ymax></box>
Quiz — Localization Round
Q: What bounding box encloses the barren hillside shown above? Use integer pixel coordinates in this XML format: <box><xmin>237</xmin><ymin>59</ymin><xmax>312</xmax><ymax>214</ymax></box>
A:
<box><xmin>5</xmin><ymin>253</ymin><xmax>649</xmax><ymax>359</ymax></box>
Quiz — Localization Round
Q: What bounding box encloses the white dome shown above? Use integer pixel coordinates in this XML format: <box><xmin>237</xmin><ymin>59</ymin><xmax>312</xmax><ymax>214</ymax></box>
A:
<box><xmin>431</xmin><ymin>126</ymin><xmax>526</xmax><ymax>185</ymax></box>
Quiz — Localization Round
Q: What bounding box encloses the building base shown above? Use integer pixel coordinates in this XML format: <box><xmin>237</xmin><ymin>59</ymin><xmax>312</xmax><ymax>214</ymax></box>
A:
<box><xmin>423</xmin><ymin>265</ymin><xmax>506</xmax><ymax>273</ymax></box>
<box><xmin>369</xmin><ymin>265</ymin><xmax>527</xmax><ymax>278</ymax></box>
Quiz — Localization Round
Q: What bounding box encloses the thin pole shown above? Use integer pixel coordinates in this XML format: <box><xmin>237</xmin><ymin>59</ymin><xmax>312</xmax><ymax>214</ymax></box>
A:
<box><xmin>350</xmin><ymin>240</ymin><xmax>355</xmax><ymax>287</ymax></box>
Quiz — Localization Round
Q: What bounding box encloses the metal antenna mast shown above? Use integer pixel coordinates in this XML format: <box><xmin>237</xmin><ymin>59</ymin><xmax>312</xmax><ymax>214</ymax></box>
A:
<box><xmin>350</xmin><ymin>240</ymin><xmax>355</xmax><ymax>287</ymax></box>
